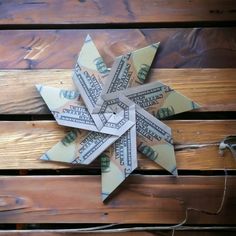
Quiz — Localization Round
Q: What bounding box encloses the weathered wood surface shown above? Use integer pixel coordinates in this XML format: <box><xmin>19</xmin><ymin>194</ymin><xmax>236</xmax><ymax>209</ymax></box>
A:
<box><xmin>1</xmin><ymin>230</ymin><xmax>236</xmax><ymax>236</ymax></box>
<box><xmin>0</xmin><ymin>0</ymin><xmax>235</xmax><ymax>25</ymax></box>
<box><xmin>0</xmin><ymin>69</ymin><xmax>235</xmax><ymax>114</ymax></box>
<box><xmin>0</xmin><ymin>0</ymin><xmax>235</xmax><ymax>232</ymax></box>
<box><xmin>0</xmin><ymin>28</ymin><xmax>236</xmax><ymax>69</ymax></box>
<box><xmin>0</xmin><ymin>176</ymin><xmax>234</xmax><ymax>224</ymax></box>
<box><xmin>0</xmin><ymin>120</ymin><xmax>235</xmax><ymax>170</ymax></box>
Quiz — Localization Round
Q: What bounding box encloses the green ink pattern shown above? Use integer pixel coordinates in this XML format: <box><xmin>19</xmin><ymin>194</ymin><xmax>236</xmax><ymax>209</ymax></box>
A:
<box><xmin>94</xmin><ymin>57</ymin><xmax>108</xmax><ymax>74</ymax></box>
<box><xmin>138</xmin><ymin>143</ymin><xmax>158</xmax><ymax>161</ymax></box>
<box><xmin>154</xmin><ymin>106</ymin><xmax>175</xmax><ymax>119</ymax></box>
<box><xmin>60</xmin><ymin>89</ymin><xmax>79</xmax><ymax>100</ymax></box>
<box><xmin>137</xmin><ymin>64</ymin><xmax>150</xmax><ymax>83</ymax></box>
<box><xmin>101</xmin><ymin>154</ymin><xmax>111</xmax><ymax>173</ymax></box>
<box><xmin>61</xmin><ymin>130</ymin><xmax>78</xmax><ymax>146</ymax></box>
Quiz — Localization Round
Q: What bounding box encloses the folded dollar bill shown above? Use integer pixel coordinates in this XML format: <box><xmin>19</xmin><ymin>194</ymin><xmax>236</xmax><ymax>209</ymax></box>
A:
<box><xmin>37</xmin><ymin>35</ymin><xmax>200</xmax><ymax>201</ymax></box>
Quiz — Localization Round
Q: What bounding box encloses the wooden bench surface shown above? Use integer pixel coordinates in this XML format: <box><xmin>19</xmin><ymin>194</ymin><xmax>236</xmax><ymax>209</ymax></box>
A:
<box><xmin>0</xmin><ymin>0</ymin><xmax>235</xmax><ymax>24</ymax></box>
<box><xmin>0</xmin><ymin>0</ymin><xmax>236</xmax><ymax>235</ymax></box>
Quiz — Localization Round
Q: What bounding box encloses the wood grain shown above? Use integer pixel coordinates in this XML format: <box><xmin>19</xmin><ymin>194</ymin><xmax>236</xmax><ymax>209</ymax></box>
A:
<box><xmin>0</xmin><ymin>0</ymin><xmax>235</xmax><ymax>25</ymax></box>
<box><xmin>1</xmin><ymin>231</ymin><xmax>236</xmax><ymax>236</ymax></box>
<box><xmin>0</xmin><ymin>175</ymin><xmax>235</xmax><ymax>224</ymax></box>
<box><xmin>0</xmin><ymin>28</ymin><xmax>236</xmax><ymax>69</ymax></box>
<box><xmin>0</xmin><ymin>0</ymin><xmax>235</xmax><ymax>231</ymax></box>
<box><xmin>0</xmin><ymin>120</ymin><xmax>235</xmax><ymax>170</ymax></box>
<box><xmin>0</xmin><ymin>69</ymin><xmax>236</xmax><ymax>114</ymax></box>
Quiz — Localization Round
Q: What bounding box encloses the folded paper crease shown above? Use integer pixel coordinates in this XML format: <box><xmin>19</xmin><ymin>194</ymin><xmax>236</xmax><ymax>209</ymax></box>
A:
<box><xmin>37</xmin><ymin>35</ymin><xmax>200</xmax><ymax>201</ymax></box>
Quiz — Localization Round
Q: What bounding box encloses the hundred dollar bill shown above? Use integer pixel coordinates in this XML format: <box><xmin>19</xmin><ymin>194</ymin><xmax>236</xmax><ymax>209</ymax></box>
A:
<box><xmin>86</xmin><ymin>95</ymin><xmax>136</xmax><ymax>136</ymax></box>
<box><xmin>40</xmin><ymin>124</ymin><xmax>136</xmax><ymax>168</ymax></box>
<box><xmin>72</xmin><ymin>34</ymin><xmax>109</xmax><ymax>113</ymax></box>
<box><xmin>101</xmin><ymin>91</ymin><xmax>176</xmax><ymax>175</ymax></box>
<box><xmin>101</xmin><ymin>125</ymin><xmax>137</xmax><ymax>201</ymax></box>
<box><xmin>73</xmin><ymin>96</ymin><xmax>136</xmax><ymax>165</ymax></box>
<box><xmin>72</xmin><ymin>35</ymin><xmax>110</xmax><ymax>130</ymax></box>
<box><xmin>40</xmin><ymin>129</ymin><xmax>84</xmax><ymax>163</ymax></box>
<box><xmin>40</xmin><ymin>95</ymin><xmax>136</xmax><ymax>165</ymax></box>
<box><xmin>93</xmin><ymin>43</ymin><xmax>159</xmax><ymax>113</ymax></box>
<box><xmin>36</xmin><ymin>84</ymin><xmax>99</xmax><ymax>132</ymax></box>
<box><xmin>36</xmin><ymin>85</ymin><xmax>135</xmax><ymax>136</ymax></box>
<box><xmin>40</xmin><ymin>129</ymin><xmax>119</xmax><ymax>165</ymax></box>
<box><xmin>123</xmin><ymin>80</ymin><xmax>200</xmax><ymax>119</ymax></box>
<box><xmin>101</xmin><ymin>43</ymin><xmax>159</xmax><ymax>93</ymax></box>
<box><xmin>135</xmin><ymin>106</ymin><xmax>177</xmax><ymax>175</ymax></box>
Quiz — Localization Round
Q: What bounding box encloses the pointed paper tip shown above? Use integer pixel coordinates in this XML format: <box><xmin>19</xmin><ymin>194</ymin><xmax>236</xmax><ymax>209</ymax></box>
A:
<box><xmin>102</xmin><ymin>192</ymin><xmax>110</xmax><ymax>202</ymax></box>
<box><xmin>152</xmin><ymin>42</ymin><xmax>160</xmax><ymax>49</ymax></box>
<box><xmin>85</xmin><ymin>34</ymin><xmax>92</xmax><ymax>42</ymax></box>
<box><xmin>172</xmin><ymin>168</ymin><xmax>178</xmax><ymax>176</ymax></box>
<box><xmin>35</xmin><ymin>84</ymin><xmax>43</xmax><ymax>93</ymax></box>
<box><xmin>192</xmin><ymin>101</ymin><xmax>201</xmax><ymax>110</ymax></box>
<box><xmin>40</xmin><ymin>153</ymin><xmax>50</xmax><ymax>161</ymax></box>
<box><xmin>168</xmin><ymin>166</ymin><xmax>178</xmax><ymax>176</ymax></box>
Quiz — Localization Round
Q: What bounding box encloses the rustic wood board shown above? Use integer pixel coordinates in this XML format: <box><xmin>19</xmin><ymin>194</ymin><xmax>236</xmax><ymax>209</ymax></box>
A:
<box><xmin>0</xmin><ymin>0</ymin><xmax>235</xmax><ymax>24</ymax></box>
<box><xmin>0</xmin><ymin>0</ymin><xmax>235</xmax><ymax>231</ymax></box>
<box><xmin>0</xmin><ymin>28</ymin><xmax>236</xmax><ymax>69</ymax></box>
<box><xmin>0</xmin><ymin>120</ymin><xmax>235</xmax><ymax>170</ymax></box>
<box><xmin>0</xmin><ymin>175</ymin><xmax>234</xmax><ymax>224</ymax></box>
<box><xmin>0</xmin><ymin>69</ymin><xmax>235</xmax><ymax>114</ymax></box>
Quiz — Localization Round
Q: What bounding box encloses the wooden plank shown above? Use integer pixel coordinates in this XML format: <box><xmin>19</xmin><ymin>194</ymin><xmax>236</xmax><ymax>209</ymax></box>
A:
<box><xmin>0</xmin><ymin>28</ymin><xmax>236</xmax><ymax>69</ymax></box>
<box><xmin>0</xmin><ymin>175</ymin><xmax>235</xmax><ymax>224</ymax></box>
<box><xmin>0</xmin><ymin>69</ymin><xmax>236</xmax><ymax>114</ymax></box>
<box><xmin>1</xmin><ymin>230</ymin><xmax>236</xmax><ymax>236</ymax></box>
<box><xmin>0</xmin><ymin>120</ymin><xmax>235</xmax><ymax>170</ymax></box>
<box><xmin>0</xmin><ymin>0</ymin><xmax>235</xmax><ymax>25</ymax></box>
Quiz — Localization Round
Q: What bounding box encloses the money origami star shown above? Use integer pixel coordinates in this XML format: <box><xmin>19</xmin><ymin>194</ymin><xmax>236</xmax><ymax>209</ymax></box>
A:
<box><xmin>37</xmin><ymin>35</ymin><xmax>200</xmax><ymax>201</ymax></box>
